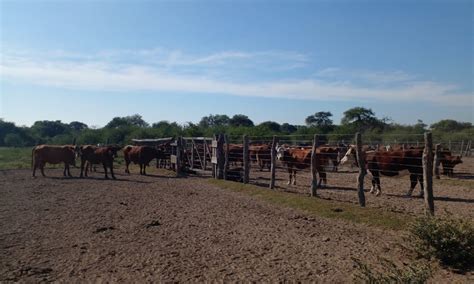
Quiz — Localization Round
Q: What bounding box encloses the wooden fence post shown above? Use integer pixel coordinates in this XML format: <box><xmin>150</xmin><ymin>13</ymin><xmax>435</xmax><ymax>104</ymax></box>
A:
<box><xmin>310</xmin><ymin>134</ymin><xmax>319</xmax><ymax>197</ymax></box>
<box><xmin>243</xmin><ymin>135</ymin><xmax>250</xmax><ymax>184</ymax></box>
<box><xmin>269</xmin><ymin>135</ymin><xmax>278</xmax><ymax>190</ymax></box>
<box><xmin>204</xmin><ymin>139</ymin><xmax>208</xmax><ymax>171</ymax></box>
<box><xmin>355</xmin><ymin>132</ymin><xmax>366</xmax><ymax>207</ymax></box>
<box><xmin>175</xmin><ymin>137</ymin><xmax>182</xmax><ymax>177</ymax></box>
<box><xmin>423</xmin><ymin>132</ymin><xmax>435</xmax><ymax>216</ymax></box>
<box><xmin>224</xmin><ymin>135</ymin><xmax>229</xmax><ymax>180</ymax></box>
<box><xmin>434</xmin><ymin>143</ymin><xmax>441</xmax><ymax>179</ymax></box>
<box><xmin>212</xmin><ymin>135</ymin><xmax>217</xmax><ymax>178</ymax></box>
<box><xmin>464</xmin><ymin>140</ymin><xmax>471</xmax><ymax>157</ymax></box>
<box><xmin>217</xmin><ymin>134</ymin><xmax>225</xmax><ymax>179</ymax></box>
<box><xmin>460</xmin><ymin>140</ymin><xmax>464</xmax><ymax>157</ymax></box>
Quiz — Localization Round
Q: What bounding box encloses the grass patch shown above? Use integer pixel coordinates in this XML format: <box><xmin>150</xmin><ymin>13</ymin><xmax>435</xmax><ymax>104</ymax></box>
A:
<box><xmin>0</xmin><ymin>147</ymin><xmax>33</xmax><ymax>170</ymax></box>
<box><xmin>409</xmin><ymin>216</ymin><xmax>474</xmax><ymax>271</ymax></box>
<box><xmin>352</xmin><ymin>257</ymin><xmax>431</xmax><ymax>284</ymax></box>
<box><xmin>436</xmin><ymin>178</ymin><xmax>474</xmax><ymax>190</ymax></box>
<box><xmin>208</xmin><ymin>179</ymin><xmax>411</xmax><ymax>230</ymax></box>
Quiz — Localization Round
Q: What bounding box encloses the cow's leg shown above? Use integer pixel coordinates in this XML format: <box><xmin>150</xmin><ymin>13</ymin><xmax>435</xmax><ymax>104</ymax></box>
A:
<box><xmin>63</xmin><ymin>163</ymin><xmax>67</xmax><ymax>177</ymax></box>
<box><xmin>287</xmin><ymin>167</ymin><xmax>292</xmax><ymax>185</ymax></box>
<box><xmin>292</xmin><ymin>170</ymin><xmax>297</xmax><ymax>185</ymax></box>
<box><xmin>67</xmin><ymin>164</ymin><xmax>72</xmax><ymax>177</ymax></box>
<box><xmin>418</xmin><ymin>174</ymin><xmax>424</xmax><ymax>197</ymax></box>
<box><xmin>139</xmin><ymin>164</ymin><xmax>143</xmax><ymax>175</ymax></box>
<box><xmin>375</xmin><ymin>177</ymin><xmax>382</xmax><ymax>196</ymax></box>
<box><xmin>109</xmin><ymin>162</ymin><xmax>116</xmax><ymax>180</ymax></box>
<box><xmin>125</xmin><ymin>159</ymin><xmax>130</xmax><ymax>174</ymax></box>
<box><xmin>32</xmin><ymin>160</ymin><xmax>37</xmax><ymax>177</ymax></box>
<box><xmin>407</xmin><ymin>174</ymin><xmax>418</xmax><ymax>196</ymax></box>
<box><xmin>84</xmin><ymin>161</ymin><xmax>90</xmax><ymax>177</ymax></box>
<box><xmin>370</xmin><ymin>178</ymin><xmax>376</xmax><ymax>194</ymax></box>
<box><xmin>40</xmin><ymin>162</ymin><xmax>46</xmax><ymax>177</ymax></box>
<box><xmin>103</xmin><ymin>163</ymin><xmax>109</xmax><ymax>179</ymax></box>
<box><xmin>143</xmin><ymin>164</ymin><xmax>147</xmax><ymax>175</ymax></box>
<box><xmin>318</xmin><ymin>171</ymin><xmax>327</xmax><ymax>188</ymax></box>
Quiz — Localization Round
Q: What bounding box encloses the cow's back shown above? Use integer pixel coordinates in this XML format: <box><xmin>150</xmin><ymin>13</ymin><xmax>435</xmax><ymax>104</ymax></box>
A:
<box><xmin>34</xmin><ymin>145</ymin><xmax>75</xmax><ymax>164</ymax></box>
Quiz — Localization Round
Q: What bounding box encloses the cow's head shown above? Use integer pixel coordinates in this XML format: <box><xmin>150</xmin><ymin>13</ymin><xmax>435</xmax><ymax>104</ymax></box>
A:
<box><xmin>339</xmin><ymin>145</ymin><xmax>356</xmax><ymax>165</ymax></box>
<box><xmin>108</xmin><ymin>146</ymin><xmax>120</xmax><ymax>158</ymax></box>
<box><xmin>275</xmin><ymin>144</ymin><xmax>287</xmax><ymax>161</ymax></box>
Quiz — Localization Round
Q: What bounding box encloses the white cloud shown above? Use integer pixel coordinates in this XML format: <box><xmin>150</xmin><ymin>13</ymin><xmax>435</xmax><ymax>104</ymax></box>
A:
<box><xmin>0</xmin><ymin>49</ymin><xmax>472</xmax><ymax>107</ymax></box>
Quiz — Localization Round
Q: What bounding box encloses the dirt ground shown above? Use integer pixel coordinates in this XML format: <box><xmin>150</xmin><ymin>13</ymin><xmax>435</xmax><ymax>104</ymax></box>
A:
<box><xmin>0</xmin><ymin>165</ymin><xmax>472</xmax><ymax>282</ymax></box>
<box><xmin>249</xmin><ymin>157</ymin><xmax>474</xmax><ymax>218</ymax></box>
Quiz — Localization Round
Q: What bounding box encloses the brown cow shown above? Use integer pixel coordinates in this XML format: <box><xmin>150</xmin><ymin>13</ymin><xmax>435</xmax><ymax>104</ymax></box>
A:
<box><xmin>340</xmin><ymin>146</ymin><xmax>425</xmax><ymax>196</ymax></box>
<box><xmin>441</xmin><ymin>155</ymin><xmax>462</xmax><ymax>177</ymax></box>
<box><xmin>276</xmin><ymin>145</ymin><xmax>327</xmax><ymax>186</ymax></box>
<box><xmin>123</xmin><ymin>145</ymin><xmax>165</xmax><ymax>175</ymax></box>
<box><xmin>32</xmin><ymin>145</ymin><xmax>78</xmax><ymax>177</ymax></box>
<box><xmin>79</xmin><ymin>145</ymin><xmax>119</xmax><ymax>179</ymax></box>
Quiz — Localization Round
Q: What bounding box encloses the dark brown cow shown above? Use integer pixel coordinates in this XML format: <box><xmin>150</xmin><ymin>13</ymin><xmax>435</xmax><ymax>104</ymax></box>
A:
<box><xmin>275</xmin><ymin>145</ymin><xmax>327</xmax><ymax>186</ymax></box>
<box><xmin>79</xmin><ymin>145</ymin><xmax>119</xmax><ymax>179</ymax></box>
<box><xmin>32</xmin><ymin>145</ymin><xmax>77</xmax><ymax>177</ymax></box>
<box><xmin>340</xmin><ymin>146</ymin><xmax>425</xmax><ymax>196</ymax></box>
<box><xmin>441</xmin><ymin>155</ymin><xmax>462</xmax><ymax>177</ymax></box>
<box><xmin>123</xmin><ymin>145</ymin><xmax>165</xmax><ymax>175</ymax></box>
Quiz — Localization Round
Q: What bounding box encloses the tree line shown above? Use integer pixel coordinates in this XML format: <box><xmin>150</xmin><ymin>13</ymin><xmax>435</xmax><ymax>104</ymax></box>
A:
<box><xmin>0</xmin><ymin>107</ymin><xmax>472</xmax><ymax>147</ymax></box>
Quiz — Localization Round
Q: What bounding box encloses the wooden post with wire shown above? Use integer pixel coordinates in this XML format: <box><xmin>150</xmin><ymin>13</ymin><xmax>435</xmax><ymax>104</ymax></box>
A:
<box><xmin>224</xmin><ymin>135</ymin><xmax>229</xmax><ymax>180</ymax></box>
<box><xmin>243</xmin><ymin>135</ymin><xmax>250</xmax><ymax>184</ymax></box>
<box><xmin>269</xmin><ymin>135</ymin><xmax>278</xmax><ymax>189</ymax></box>
<box><xmin>355</xmin><ymin>132</ymin><xmax>366</xmax><ymax>207</ymax></box>
<box><xmin>434</xmin><ymin>143</ymin><xmax>441</xmax><ymax>179</ymax></box>
<box><xmin>217</xmin><ymin>134</ymin><xmax>225</xmax><ymax>179</ymax></box>
<box><xmin>310</xmin><ymin>134</ymin><xmax>319</xmax><ymax>197</ymax></box>
<box><xmin>175</xmin><ymin>137</ymin><xmax>182</xmax><ymax>177</ymax></box>
<box><xmin>423</xmin><ymin>132</ymin><xmax>435</xmax><ymax>216</ymax></box>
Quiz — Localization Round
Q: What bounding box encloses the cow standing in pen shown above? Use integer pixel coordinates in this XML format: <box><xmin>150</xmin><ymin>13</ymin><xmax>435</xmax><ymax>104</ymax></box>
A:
<box><xmin>79</xmin><ymin>145</ymin><xmax>119</xmax><ymax>179</ymax></box>
<box><xmin>275</xmin><ymin>145</ymin><xmax>328</xmax><ymax>187</ymax></box>
<box><xmin>123</xmin><ymin>145</ymin><xmax>165</xmax><ymax>175</ymax></box>
<box><xmin>32</xmin><ymin>145</ymin><xmax>78</xmax><ymax>177</ymax></box>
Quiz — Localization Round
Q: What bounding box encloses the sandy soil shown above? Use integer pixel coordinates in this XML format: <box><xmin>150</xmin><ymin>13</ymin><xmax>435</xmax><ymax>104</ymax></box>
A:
<box><xmin>0</xmin><ymin>165</ymin><xmax>472</xmax><ymax>282</ymax></box>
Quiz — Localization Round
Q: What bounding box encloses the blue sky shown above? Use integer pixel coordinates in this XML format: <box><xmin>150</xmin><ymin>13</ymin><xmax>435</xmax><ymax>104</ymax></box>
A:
<box><xmin>0</xmin><ymin>0</ymin><xmax>472</xmax><ymax>127</ymax></box>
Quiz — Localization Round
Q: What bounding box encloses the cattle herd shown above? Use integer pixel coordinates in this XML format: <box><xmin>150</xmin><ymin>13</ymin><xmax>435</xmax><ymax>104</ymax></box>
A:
<box><xmin>31</xmin><ymin>141</ymin><xmax>463</xmax><ymax>198</ymax></box>
<box><xmin>31</xmin><ymin>144</ymin><xmax>167</xmax><ymax>179</ymax></box>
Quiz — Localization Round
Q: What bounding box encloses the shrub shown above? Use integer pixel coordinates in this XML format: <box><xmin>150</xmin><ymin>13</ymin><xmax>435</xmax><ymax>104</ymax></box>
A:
<box><xmin>409</xmin><ymin>216</ymin><xmax>474</xmax><ymax>271</ymax></box>
<box><xmin>352</xmin><ymin>257</ymin><xmax>431</xmax><ymax>284</ymax></box>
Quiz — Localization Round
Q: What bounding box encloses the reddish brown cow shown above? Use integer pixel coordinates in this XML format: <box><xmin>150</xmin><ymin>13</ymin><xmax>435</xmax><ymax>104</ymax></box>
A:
<box><xmin>79</xmin><ymin>145</ymin><xmax>119</xmax><ymax>179</ymax></box>
<box><xmin>123</xmin><ymin>145</ymin><xmax>165</xmax><ymax>175</ymax></box>
<box><xmin>32</xmin><ymin>145</ymin><xmax>77</xmax><ymax>177</ymax></box>
<box><xmin>340</xmin><ymin>146</ymin><xmax>425</xmax><ymax>196</ymax></box>
<box><xmin>276</xmin><ymin>145</ymin><xmax>327</xmax><ymax>186</ymax></box>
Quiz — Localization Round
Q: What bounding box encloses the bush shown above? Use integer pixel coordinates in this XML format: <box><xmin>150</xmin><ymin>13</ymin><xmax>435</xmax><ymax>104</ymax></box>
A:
<box><xmin>352</xmin><ymin>257</ymin><xmax>431</xmax><ymax>284</ymax></box>
<box><xmin>409</xmin><ymin>216</ymin><xmax>474</xmax><ymax>271</ymax></box>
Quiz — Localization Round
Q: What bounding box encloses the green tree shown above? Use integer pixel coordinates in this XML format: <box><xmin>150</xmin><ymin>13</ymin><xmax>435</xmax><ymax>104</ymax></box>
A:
<box><xmin>430</xmin><ymin>119</ymin><xmax>472</xmax><ymax>132</ymax></box>
<box><xmin>229</xmin><ymin>114</ymin><xmax>254</xmax><ymax>127</ymax></box>
<box><xmin>305</xmin><ymin>111</ymin><xmax>333</xmax><ymax>127</ymax></box>
<box><xmin>341</xmin><ymin>107</ymin><xmax>382</xmax><ymax>131</ymax></box>
<box><xmin>105</xmin><ymin>114</ymin><xmax>149</xmax><ymax>128</ymax></box>
<box><xmin>4</xmin><ymin>133</ymin><xmax>23</xmax><ymax>147</ymax></box>
<box><xmin>281</xmin><ymin>123</ymin><xmax>297</xmax><ymax>134</ymax></box>
<box><xmin>69</xmin><ymin>121</ymin><xmax>88</xmax><ymax>131</ymax></box>
<box><xmin>31</xmin><ymin>120</ymin><xmax>69</xmax><ymax>137</ymax></box>
<box><xmin>257</xmin><ymin>121</ymin><xmax>281</xmax><ymax>132</ymax></box>
<box><xmin>199</xmin><ymin>114</ymin><xmax>230</xmax><ymax>128</ymax></box>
